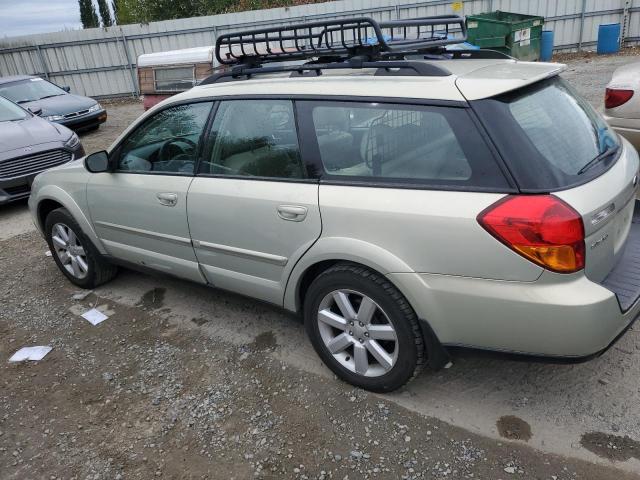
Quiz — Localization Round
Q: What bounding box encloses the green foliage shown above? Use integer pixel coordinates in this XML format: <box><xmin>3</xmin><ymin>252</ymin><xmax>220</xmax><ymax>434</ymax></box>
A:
<box><xmin>97</xmin><ymin>0</ymin><xmax>114</xmax><ymax>27</ymax></box>
<box><xmin>112</xmin><ymin>0</ymin><xmax>326</xmax><ymax>24</ymax></box>
<box><xmin>78</xmin><ymin>0</ymin><xmax>100</xmax><ymax>29</ymax></box>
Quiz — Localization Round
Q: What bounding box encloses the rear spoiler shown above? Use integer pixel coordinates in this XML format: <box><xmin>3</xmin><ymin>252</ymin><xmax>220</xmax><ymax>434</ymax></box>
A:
<box><xmin>455</xmin><ymin>61</ymin><xmax>566</xmax><ymax>101</ymax></box>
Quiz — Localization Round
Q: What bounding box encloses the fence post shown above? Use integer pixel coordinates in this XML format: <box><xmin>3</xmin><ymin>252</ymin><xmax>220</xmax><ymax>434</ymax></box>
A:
<box><xmin>119</xmin><ymin>28</ymin><xmax>139</xmax><ymax>97</ymax></box>
<box><xmin>35</xmin><ymin>45</ymin><xmax>49</xmax><ymax>79</ymax></box>
<box><xmin>621</xmin><ymin>0</ymin><xmax>631</xmax><ymax>47</ymax></box>
<box><xmin>578</xmin><ymin>0</ymin><xmax>587</xmax><ymax>51</ymax></box>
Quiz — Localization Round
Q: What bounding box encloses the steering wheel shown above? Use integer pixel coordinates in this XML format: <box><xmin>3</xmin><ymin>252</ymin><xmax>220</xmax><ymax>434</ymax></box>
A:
<box><xmin>158</xmin><ymin>138</ymin><xmax>197</xmax><ymax>163</ymax></box>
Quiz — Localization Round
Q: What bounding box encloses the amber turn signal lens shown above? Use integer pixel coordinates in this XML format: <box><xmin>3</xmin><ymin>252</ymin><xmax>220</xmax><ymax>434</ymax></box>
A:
<box><xmin>478</xmin><ymin>195</ymin><xmax>585</xmax><ymax>274</ymax></box>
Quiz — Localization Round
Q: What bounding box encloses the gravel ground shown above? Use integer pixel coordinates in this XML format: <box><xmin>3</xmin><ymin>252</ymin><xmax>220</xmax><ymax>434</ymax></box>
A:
<box><xmin>2</xmin><ymin>51</ymin><xmax>640</xmax><ymax>480</ymax></box>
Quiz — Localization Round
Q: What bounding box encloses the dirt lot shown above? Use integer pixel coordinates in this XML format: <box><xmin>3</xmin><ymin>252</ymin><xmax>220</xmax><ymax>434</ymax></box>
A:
<box><xmin>2</xmin><ymin>51</ymin><xmax>640</xmax><ymax>480</ymax></box>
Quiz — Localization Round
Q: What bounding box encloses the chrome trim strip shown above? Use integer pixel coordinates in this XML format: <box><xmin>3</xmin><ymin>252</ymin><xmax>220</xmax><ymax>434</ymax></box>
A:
<box><xmin>94</xmin><ymin>221</ymin><xmax>192</xmax><ymax>245</ymax></box>
<box><xmin>193</xmin><ymin>239</ymin><xmax>288</xmax><ymax>266</ymax></box>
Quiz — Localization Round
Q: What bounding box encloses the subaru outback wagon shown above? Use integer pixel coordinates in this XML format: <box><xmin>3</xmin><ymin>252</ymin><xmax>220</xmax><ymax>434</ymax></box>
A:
<box><xmin>29</xmin><ymin>17</ymin><xmax>640</xmax><ymax>392</ymax></box>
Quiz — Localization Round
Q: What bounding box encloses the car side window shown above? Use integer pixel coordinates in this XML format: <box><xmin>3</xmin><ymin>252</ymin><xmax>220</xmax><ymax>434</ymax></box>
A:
<box><xmin>301</xmin><ymin>101</ymin><xmax>508</xmax><ymax>188</ymax></box>
<box><xmin>200</xmin><ymin>99</ymin><xmax>305</xmax><ymax>179</ymax></box>
<box><xmin>117</xmin><ymin>102</ymin><xmax>213</xmax><ymax>175</ymax></box>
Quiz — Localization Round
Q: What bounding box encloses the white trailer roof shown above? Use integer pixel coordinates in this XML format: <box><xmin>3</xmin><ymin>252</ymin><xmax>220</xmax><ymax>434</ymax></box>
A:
<box><xmin>137</xmin><ymin>46</ymin><xmax>214</xmax><ymax>67</ymax></box>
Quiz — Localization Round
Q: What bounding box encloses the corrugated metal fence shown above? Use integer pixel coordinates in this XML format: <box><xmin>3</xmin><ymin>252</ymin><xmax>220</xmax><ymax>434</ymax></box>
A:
<box><xmin>0</xmin><ymin>0</ymin><xmax>638</xmax><ymax>99</ymax></box>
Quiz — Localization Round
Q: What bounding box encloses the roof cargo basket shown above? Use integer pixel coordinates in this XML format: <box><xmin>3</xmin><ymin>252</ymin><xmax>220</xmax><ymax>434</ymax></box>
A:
<box><xmin>215</xmin><ymin>15</ymin><xmax>467</xmax><ymax>66</ymax></box>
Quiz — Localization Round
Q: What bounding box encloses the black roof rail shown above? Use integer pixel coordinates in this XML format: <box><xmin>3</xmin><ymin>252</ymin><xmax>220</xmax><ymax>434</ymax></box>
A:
<box><xmin>199</xmin><ymin>58</ymin><xmax>451</xmax><ymax>85</ymax></box>
<box><xmin>214</xmin><ymin>15</ymin><xmax>467</xmax><ymax>66</ymax></box>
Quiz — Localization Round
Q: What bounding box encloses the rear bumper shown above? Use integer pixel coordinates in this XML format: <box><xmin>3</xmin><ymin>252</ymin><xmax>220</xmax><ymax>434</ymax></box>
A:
<box><xmin>391</xmin><ymin>270</ymin><xmax>633</xmax><ymax>358</ymax></box>
<box><xmin>391</xmin><ymin>199</ymin><xmax>640</xmax><ymax>359</ymax></box>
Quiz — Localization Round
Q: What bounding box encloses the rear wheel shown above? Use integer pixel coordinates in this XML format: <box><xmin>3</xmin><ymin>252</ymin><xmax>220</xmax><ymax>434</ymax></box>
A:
<box><xmin>45</xmin><ymin>208</ymin><xmax>117</xmax><ymax>288</ymax></box>
<box><xmin>304</xmin><ymin>263</ymin><xmax>424</xmax><ymax>392</ymax></box>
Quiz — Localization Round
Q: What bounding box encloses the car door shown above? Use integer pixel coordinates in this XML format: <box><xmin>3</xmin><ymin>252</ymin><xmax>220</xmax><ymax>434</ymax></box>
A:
<box><xmin>187</xmin><ymin>99</ymin><xmax>321</xmax><ymax>305</ymax></box>
<box><xmin>87</xmin><ymin>100</ymin><xmax>213</xmax><ymax>283</ymax></box>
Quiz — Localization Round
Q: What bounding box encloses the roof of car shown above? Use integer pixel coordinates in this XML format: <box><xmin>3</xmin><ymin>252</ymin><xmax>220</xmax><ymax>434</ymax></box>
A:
<box><xmin>0</xmin><ymin>75</ymin><xmax>35</xmax><ymax>85</ymax></box>
<box><xmin>167</xmin><ymin>59</ymin><xmax>565</xmax><ymax>105</ymax></box>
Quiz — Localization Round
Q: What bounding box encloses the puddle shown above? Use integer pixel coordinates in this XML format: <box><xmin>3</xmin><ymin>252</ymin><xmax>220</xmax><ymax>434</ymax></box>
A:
<box><xmin>191</xmin><ymin>317</ymin><xmax>209</xmax><ymax>326</ymax></box>
<box><xmin>137</xmin><ymin>287</ymin><xmax>166</xmax><ymax>310</ymax></box>
<box><xmin>581</xmin><ymin>432</ymin><xmax>640</xmax><ymax>461</ymax></box>
<box><xmin>496</xmin><ymin>415</ymin><xmax>532</xmax><ymax>442</ymax></box>
<box><xmin>249</xmin><ymin>331</ymin><xmax>277</xmax><ymax>351</ymax></box>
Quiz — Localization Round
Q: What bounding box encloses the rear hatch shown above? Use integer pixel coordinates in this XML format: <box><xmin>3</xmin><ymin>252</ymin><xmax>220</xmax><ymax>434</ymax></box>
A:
<box><xmin>468</xmin><ymin>74</ymin><xmax>640</xmax><ymax>305</ymax></box>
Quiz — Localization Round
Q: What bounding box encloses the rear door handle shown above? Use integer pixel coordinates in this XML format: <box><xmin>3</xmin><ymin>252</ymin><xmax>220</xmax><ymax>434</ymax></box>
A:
<box><xmin>277</xmin><ymin>205</ymin><xmax>308</xmax><ymax>222</ymax></box>
<box><xmin>156</xmin><ymin>192</ymin><xmax>178</xmax><ymax>207</ymax></box>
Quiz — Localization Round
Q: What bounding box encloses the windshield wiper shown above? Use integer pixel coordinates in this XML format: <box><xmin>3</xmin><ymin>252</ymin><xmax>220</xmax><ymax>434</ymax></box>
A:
<box><xmin>577</xmin><ymin>145</ymin><xmax>620</xmax><ymax>175</ymax></box>
<box><xmin>38</xmin><ymin>94</ymin><xmax>63</xmax><ymax>100</ymax></box>
<box><xmin>16</xmin><ymin>99</ymin><xmax>37</xmax><ymax>104</ymax></box>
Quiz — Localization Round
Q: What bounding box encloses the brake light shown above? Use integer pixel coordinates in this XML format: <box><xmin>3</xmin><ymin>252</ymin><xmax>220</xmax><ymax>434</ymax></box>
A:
<box><xmin>605</xmin><ymin>88</ymin><xmax>634</xmax><ymax>109</ymax></box>
<box><xmin>478</xmin><ymin>195</ymin><xmax>585</xmax><ymax>273</ymax></box>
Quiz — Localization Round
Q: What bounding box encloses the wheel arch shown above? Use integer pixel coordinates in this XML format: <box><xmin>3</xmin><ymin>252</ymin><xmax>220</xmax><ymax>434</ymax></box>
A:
<box><xmin>284</xmin><ymin>237</ymin><xmax>414</xmax><ymax>315</ymax></box>
<box><xmin>285</xmin><ymin>239</ymin><xmax>452</xmax><ymax>370</ymax></box>
<box><xmin>34</xmin><ymin>185</ymin><xmax>107</xmax><ymax>254</ymax></box>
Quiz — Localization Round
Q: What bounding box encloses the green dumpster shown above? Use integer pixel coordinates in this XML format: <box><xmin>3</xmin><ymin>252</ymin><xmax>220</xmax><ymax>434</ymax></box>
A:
<box><xmin>466</xmin><ymin>11</ymin><xmax>544</xmax><ymax>61</ymax></box>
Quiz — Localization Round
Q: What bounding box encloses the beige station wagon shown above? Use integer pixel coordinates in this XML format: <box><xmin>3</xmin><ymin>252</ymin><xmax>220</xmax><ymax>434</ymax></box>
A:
<box><xmin>29</xmin><ymin>17</ymin><xmax>640</xmax><ymax>391</ymax></box>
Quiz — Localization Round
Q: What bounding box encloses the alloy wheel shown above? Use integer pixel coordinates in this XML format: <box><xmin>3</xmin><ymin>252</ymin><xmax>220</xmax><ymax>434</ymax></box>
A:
<box><xmin>317</xmin><ymin>289</ymin><xmax>398</xmax><ymax>377</ymax></box>
<box><xmin>51</xmin><ymin>223</ymin><xmax>89</xmax><ymax>279</ymax></box>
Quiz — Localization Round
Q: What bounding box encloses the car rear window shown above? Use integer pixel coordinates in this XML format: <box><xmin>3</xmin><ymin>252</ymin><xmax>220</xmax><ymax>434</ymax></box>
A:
<box><xmin>473</xmin><ymin>76</ymin><xmax>620</xmax><ymax>191</ymax></box>
<box><xmin>298</xmin><ymin>101</ymin><xmax>510</xmax><ymax>190</ymax></box>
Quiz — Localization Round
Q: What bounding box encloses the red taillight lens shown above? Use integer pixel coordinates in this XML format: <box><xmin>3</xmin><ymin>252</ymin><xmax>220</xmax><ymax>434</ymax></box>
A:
<box><xmin>478</xmin><ymin>195</ymin><xmax>585</xmax><ymax>273</ymax></box>
<box><xmin>605</xmin><ymin>88</ymin><xmax>634</xmax><ymax>109</ymax></box>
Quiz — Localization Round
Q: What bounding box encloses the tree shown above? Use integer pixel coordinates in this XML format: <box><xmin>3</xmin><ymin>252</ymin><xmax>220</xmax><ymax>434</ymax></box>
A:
<box><xmin>97</xmin><ymin>0</ymin><xmax>114</xmax><ymax>27</ymax></box>
<box><xmin>78</xmin><ymin>0</ymin><xmax>100</xmax><ymax>29</ymax></box>
<box><xmin>111</xmin><ymin>0</ymin><xmax>119</xmax><ymax>24</ymax></box>
<box><xmin>111</xmin><ymin>0</ymin><xmax>327</xmax><ymax>25</ymax></box>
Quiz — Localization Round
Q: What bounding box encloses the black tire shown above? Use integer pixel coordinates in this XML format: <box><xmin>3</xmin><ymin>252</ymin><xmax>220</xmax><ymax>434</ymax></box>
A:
<box><xmin>304</xmin><ymin>263</ymin><xmax>424</xmax><ymax>393</ymax></box>
<box><xmin>44</xmin><ymin>207</ymin><xmax>118</xmax><ymax>289</ymax></box>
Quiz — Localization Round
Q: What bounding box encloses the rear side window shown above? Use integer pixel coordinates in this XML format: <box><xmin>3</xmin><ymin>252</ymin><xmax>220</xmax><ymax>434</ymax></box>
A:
<box><xmin>299</xmin><ymin>101</ymin><xmax>509</xmax><ymax>189</ymax></box>
<box><xmin>200</xmin><ymin>99</ymin><xmax>305</xmax><ymax>179</ymax></box>
<box><xmin>473</xmin><ymin>76</ymin><xmax>620</xmax><ymax>191</ymax></box>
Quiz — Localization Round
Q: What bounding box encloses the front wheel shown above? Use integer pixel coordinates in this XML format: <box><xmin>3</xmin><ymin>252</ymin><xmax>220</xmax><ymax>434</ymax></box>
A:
<box><xmin>304</xmin><ymin>263</ymin><xmax>425</xmax><ymax>392</ymax></box>
<box><xmin>45</xmin><ymin>207</ymin><xmax>117</xmax><ymax>289</ymax></box>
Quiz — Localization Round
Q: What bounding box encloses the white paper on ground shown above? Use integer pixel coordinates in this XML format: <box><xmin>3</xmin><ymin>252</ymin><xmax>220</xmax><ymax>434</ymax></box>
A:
<box><xmin>9</xmin><ymin>346</ymin><xmax>53</xmax><ymax>362</ymax></box>
<box><xmin>45</xmin><ymin>250</ymin><xmax>52</xmax><ymax>257</ymax></box>
<box><xmin>81</xmin><ymin>308</ymin><xmax>108</xmax><ymax>326</ymax></box>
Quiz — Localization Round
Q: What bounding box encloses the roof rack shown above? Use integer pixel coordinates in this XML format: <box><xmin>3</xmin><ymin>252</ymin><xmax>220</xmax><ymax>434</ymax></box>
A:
<box><xmin>200</xmin><ymin>58</ymin><xmax>451</xmax><ymax>85</ymax></box>
<box><xmin>215</xmin><ymin>15</ymin><xmax>467</xmax><ymax>66</ymax></box>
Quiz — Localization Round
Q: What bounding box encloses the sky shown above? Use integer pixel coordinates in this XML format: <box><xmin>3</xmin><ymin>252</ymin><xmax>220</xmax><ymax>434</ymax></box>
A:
<box><xmin>0</xmin><ymin>0</ymin><xmax>83</xmax><ymax>38</ymax></box>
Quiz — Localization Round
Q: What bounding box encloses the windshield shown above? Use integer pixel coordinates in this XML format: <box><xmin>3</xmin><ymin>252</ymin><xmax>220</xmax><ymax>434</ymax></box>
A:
<box><xmin>473</xmin><ymin>76</ymin><xmax>621</xmax><ymax>191</ymax></box>
<box><xmin>0</xmin><ymin>96</ymin><xmax>29</xmax><ymax>122</ymax></box>
<box><xmin>0</xmin><ymin>78</ymin><xmax>66</xmax><ymax>104</ymax></box>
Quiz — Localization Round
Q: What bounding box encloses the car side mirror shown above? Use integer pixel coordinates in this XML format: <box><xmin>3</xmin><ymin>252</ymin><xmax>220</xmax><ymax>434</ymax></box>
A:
<box><xmin>85</xmin><ymin>151</ymin><xmax>110</xmax><ymax>173</ymax></box>
<box><xmin>62</xmin><ymin>86</ymin><xmax>71</xmax><ymax>93</ymax></box>
<box><xmin>28</xmin><ymin>105</ymin><xmax>42</xmax><ymax>116</ymax></box>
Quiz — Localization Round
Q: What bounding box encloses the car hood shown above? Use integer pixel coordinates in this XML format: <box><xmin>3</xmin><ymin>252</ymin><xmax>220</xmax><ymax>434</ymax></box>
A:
<box><xmin>0</xmin><ymin>116</ymin><xmax>70</xmax><ymax>152</ymax></box>
<box><xmin>21</xmin><ymin>93</ymin><xmax>97</xmax><ymax>117</ymax></box>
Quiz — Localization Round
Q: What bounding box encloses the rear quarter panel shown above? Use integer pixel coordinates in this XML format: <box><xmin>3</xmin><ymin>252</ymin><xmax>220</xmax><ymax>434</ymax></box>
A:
<box><xmin>311</xmin><ymin>184</ymin><xmax>544</xmax><ymax>280</ymax></box>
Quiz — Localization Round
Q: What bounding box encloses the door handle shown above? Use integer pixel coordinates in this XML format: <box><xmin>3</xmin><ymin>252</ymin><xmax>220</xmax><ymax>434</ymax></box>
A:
<box><xmin>277</xmin><ymin>205</ymin><xmax>308</xmax><ymax>222</ymax></box>
<box><xmin>156</xmin><ymin>192</ymin><xmax>178</xmax><ymax>207</ymax></box>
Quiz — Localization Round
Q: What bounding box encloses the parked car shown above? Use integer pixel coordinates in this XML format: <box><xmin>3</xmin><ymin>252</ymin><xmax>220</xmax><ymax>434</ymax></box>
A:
<box><xmin>603</xmin><ymin>61</ymin><xmax>640</xmax><ymax>150</ymax></box>
<box><xmin>0</xmin><ymin>96</ymin><xmax>83</xmax><ymax>205</ymax></box>
<box><xmin>28</xmin><ymin>17</ymin><xmax>640</xmax><ymax>392</ymax></box>
<box><xmin>0</xmin><ymin>75</ymin><xmax>106</xmax><ymax>132</ymax></box>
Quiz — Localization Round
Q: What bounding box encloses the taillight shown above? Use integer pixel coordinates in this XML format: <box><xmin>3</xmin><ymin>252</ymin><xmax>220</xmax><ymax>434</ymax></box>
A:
<box><xmin>478</xmin><ymin>195</ymin><xmax>585</xmax><ymax>273</ymax></box>
<box><xmin>605</xmin><ymin>88</ymin><xmax>634</xmax><ymax>109</ymax></box>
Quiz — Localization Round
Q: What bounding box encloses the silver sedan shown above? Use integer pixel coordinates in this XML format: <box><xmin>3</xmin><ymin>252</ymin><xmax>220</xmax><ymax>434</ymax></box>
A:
<box><xmin>604</xmin><ymin>61</ymin><xmax>640</xmax><ymax>150</ymax></box>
